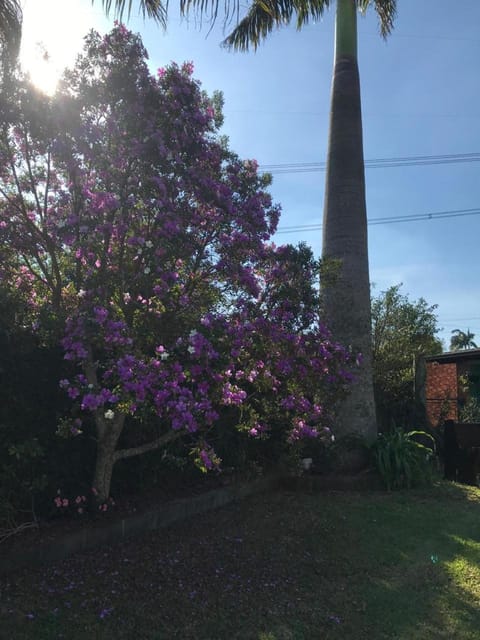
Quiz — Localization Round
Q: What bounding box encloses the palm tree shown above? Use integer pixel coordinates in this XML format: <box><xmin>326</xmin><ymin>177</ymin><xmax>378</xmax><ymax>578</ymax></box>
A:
<box><xmin>0</xmin><ymin>1</ymin><xmax>166</xmax><ymax>76</ymax></box>
<box><xmin>178</xmin><ymin>1</ymin><xmax>396</xmax><ymax>442</ymax></box>
<box><xmin>450</xmin><ymin>329</ymin><xmax>478</xmax><ymax>351</ymax></box>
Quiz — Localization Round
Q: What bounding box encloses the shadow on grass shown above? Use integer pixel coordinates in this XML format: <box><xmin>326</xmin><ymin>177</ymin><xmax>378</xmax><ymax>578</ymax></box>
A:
<box><xmin>1</xmin><ymin>481</ymin><xmax>479</xmax><ymax>640</ymax></box>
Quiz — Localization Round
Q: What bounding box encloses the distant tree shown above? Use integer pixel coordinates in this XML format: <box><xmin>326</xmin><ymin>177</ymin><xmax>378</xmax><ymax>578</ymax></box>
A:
<box><xmin>450</xmin><ymin>329</ymin><xmax>477</xmax><ymax>351</ymax></box>
<box><xmin>371</xmin><ymin>284</ymin><xmax>442</xmax><ymax>430</ymax></box>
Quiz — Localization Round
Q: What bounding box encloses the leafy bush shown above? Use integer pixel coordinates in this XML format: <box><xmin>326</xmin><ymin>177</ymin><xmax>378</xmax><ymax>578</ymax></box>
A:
<box><xmin>371</xmin><ymin>428</ymin><xmax>436</xmax><ymax>490</ymax></box>
<box><xmin>0</xmin><ymin>285</ymin><xmax>97</xmax><ymax>528</ymax></box>
<box><xmin>459</xmin><ymin>397</ymin><xmax>480</xmax><ymax>423</ymax></box>
<box><xmin>371</xmin><ymin>284</ymin><xmax>441</xmax><ymax>430</ymax></box>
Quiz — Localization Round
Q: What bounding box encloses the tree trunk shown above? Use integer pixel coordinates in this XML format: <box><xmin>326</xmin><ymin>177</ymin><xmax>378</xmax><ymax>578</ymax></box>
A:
<box><xmin>92</xmin><ymin>413</ymin><xmax>125</xmax><ymax>503</ymax></box>
<box><xmin>91</xmin><ymin>411</ymin><xmax>183</xmax><ymax>502</ymax></box>
<box><xmin>321</xmin><ymin>0</ymin><xmax>376</xmax><ymax>443</ymax></box>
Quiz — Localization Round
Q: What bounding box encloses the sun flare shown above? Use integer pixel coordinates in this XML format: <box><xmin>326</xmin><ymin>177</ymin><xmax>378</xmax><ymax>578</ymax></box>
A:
<box><xmin>19</xmin><ymin>0</ymin><xmax>101</xmax><ymax>94</ymax></box>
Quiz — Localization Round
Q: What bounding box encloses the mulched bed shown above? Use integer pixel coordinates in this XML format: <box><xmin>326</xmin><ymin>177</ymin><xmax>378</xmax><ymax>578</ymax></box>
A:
<box><xmin>1</xmin><ymin>468</ymin><xmax>381</xmax><ymax>570</ymax></box>
<box><xmin>0</xmin><ymin>471</ymin><xmax>235</xmax><ymax>558</ymax></box>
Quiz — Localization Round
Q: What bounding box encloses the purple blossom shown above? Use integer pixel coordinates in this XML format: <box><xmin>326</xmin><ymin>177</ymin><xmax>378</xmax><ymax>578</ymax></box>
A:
<box><xmin>81</xmin><ymin>393</ymin><xmax>104</xmax><ymax>411</ymax></box>
<box><xmin>1</xmin><ymin>24</ymin><xmax>356</xmax><ymax>494</ymax></box>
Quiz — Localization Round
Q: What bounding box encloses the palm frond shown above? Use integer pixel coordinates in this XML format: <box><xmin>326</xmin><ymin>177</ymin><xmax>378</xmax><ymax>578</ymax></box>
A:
<box><xmin>372</xmin><ymin>0</ymin><xmax>396</xmax><ymax>38</ymax></box>
<box><xmin>221</xmin><ymin>3</ymin><xmax>275</xmax><ymax>51</ymax></box>
<box><xmin>179</xmin><ymin>1</ymin><xmax>395</xmax><ymax>49</ymax></box>
<box><xmin>178</xmin><ymin>1</ymin><xmax>242</xmax><ymax>27</ymax></box>
<box><xmin>358</xmin><ymin>1</ymin><xmax>396</xmax><ymax>38</ymax></box>
<box><xmin>0</xmin><ymin>0</ymin><xmax>22</xmax><ymax>67</ymax></box>
<box><xmin>221</xmin><ymin>1</ymin><xmax>332</xmax><ymax>51</ymax></box>
<box><xmin>97</xmin><ymin>0</ymin><xmax>167</xmax><ymax>26</ymax></box>
<box><xmin>293</xmin><ymin>0</ymin><xmax>332</xmax><ymax>29</ymax></box>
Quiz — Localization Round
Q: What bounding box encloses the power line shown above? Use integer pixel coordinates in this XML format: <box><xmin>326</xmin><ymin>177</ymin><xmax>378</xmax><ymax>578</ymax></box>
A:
<box><xmin>276</xmin><ymin>207</ymin><xmax>480</xmax><ymax>234</ymax></box>
<box><xmin>441</xmin><ymin>317</ymin><xmax>480</xmax><ymax>322</ymax></box>
<box><xmin>260</xmin><ymin>152</ymin><xmax>480</xmax><ymax>175</ymax></box>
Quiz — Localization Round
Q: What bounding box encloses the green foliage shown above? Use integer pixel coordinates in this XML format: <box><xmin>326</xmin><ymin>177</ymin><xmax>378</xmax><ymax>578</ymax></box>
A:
<box><xmin>450</xmin><ymin>328</ymin><xmax>478</xmax><ymax>351</ymax></box>
<box><xmin>0</xmin><ymin>0</ymin><xmax>22</xmax><ymax>80</ymax></box>
<box><xmin>0</xmin><ymin>286</ymin><xmax>94</xmax><ymax>527</ymax></box>
<box><xmin>371</xmin><ymin>284</ymin><xmax>442</xmax><ymax>429</ymax></box>
<box><xmin>329</xmin><ymin>432</ymin><xmax>370</xmax><ymax>472</ymax></box>
<box><xmin>371</xmin><ymin>428</ymin><xmax>436</xmax><ymax>490</ymax></box>
<box><xmin>459</xmin><ymin>397</ymin><xmax>480</xmax><ymax>423</ymax></box>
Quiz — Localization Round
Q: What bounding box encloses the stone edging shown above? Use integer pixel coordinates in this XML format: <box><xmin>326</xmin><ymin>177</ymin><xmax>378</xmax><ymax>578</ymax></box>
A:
<box><xmin>0</xmin><ymin>475</ymin><xmax>279</xmax><ymax>576</ymax></box>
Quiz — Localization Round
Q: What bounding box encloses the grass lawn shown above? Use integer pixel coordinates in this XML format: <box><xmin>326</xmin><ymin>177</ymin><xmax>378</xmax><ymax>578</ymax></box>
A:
<box><xmin>1</xmin><ymin>480</ymin><xmax>479</xmax><ymax>639</ymax></box>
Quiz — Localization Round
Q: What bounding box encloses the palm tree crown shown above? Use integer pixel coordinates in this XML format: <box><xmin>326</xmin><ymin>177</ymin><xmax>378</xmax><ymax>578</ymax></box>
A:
<box><xmin>179</xmin><ymin>1</ymin><xmax>396</xmax><ymax>50</ymax></box>
<box><xmin>450</xmin><ymin>329</ymin><xmax>478</xmax><ymax>351</ymax></box>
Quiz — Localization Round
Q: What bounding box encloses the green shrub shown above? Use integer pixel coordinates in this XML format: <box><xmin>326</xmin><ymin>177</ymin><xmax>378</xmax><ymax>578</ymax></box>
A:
<box><xmin>371</xmin><ymin>428</ymin><xmax>436</xmax><ymax>490</ymax></box>
<box><xmin>0</xmin><ymin>314</ymin><xmax>93</xmax><ymax>527</ymax></box>
<box><xmin>459</xmin><ymin>397</ymin><xmax>480</xmax><ymax>423</ymax></box>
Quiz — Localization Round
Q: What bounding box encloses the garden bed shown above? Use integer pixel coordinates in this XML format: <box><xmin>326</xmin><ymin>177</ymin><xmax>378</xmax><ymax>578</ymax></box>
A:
<box><xmin>0</xmin><ymin>473</ymin><xmax>278</xmax><ymax>575</ymax></box>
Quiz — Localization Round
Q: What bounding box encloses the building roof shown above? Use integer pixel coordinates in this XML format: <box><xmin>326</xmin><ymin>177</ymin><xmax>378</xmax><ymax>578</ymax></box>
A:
<box><xmin>425</xmin><ymin>348</ymin><xmax>480</xmax><ymax>364</ymax></box>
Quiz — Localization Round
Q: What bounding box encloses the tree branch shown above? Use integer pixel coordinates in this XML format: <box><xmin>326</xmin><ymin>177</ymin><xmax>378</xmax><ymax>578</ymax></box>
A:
<box><xmin>114</xmin><ymin>428</ymin><xmax>184</xmax><ymax>462</ymax></box>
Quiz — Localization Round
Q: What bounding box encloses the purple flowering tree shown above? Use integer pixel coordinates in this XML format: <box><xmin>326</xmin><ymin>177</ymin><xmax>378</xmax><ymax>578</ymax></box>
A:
<box><xmin>0</xmin><ymin>25</ymin><xmax>355</xmax><ymax>502</ymax></box>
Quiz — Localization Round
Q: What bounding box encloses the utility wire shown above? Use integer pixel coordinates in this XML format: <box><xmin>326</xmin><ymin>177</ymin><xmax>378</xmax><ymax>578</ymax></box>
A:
<box><xmin>260</xmin><ymin>152</ymin><xmax>480</xmax><ymax>175</ymax></box>
<box><xmin>276</xmin><ymin>207</ymin><xmax>480</xmax><ymax>234</ymax></box>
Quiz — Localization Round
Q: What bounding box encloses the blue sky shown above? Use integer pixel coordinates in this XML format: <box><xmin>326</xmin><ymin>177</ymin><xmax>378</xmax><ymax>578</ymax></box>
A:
<box><xmin>20</xmin><ymin>0</ymin><xmax>480</xmax><ymax>348</ymax></box>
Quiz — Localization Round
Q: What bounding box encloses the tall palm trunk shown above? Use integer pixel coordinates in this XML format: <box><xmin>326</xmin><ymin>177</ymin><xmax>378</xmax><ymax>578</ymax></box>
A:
<box><xmin>321</xmin><ymin>0</ymin><xmax>376</xmax><ymax>442</ymax></box>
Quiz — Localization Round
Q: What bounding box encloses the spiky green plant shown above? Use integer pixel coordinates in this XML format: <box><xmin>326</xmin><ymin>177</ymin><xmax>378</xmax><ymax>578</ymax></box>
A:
<box><xmin>372</xmin><ymin>428</ymin><xmax>436</xmax><ymax>490</ymax></box>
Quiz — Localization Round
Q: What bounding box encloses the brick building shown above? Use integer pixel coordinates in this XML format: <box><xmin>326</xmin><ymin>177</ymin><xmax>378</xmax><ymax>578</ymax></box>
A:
<box><xmin>424</xmin><ymin>349</ymin><xmax>480</xmax><ymax>428</ymax></box>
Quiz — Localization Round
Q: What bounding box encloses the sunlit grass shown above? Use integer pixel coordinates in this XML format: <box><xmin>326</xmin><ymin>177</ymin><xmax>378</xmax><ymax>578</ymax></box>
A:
<box><xmin>444</xmin><ymin>537</ymin><xmax>480</xmax><ymax>600</ymax></box>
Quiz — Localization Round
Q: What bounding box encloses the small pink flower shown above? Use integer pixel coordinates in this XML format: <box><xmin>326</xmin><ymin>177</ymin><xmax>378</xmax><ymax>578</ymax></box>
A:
<box><xmin>182</xmin><ymin>61</ymin><xmax>194</xmax><ymax>75</ymax></box>
<box><xmin>62</xmin><ymin>498</ymin><xmax>69</xmax><ymax>507</ymax></box>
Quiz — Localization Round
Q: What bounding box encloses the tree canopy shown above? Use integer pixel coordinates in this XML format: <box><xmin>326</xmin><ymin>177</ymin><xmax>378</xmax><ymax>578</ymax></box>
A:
<box><xmin>0</xmin><ymin>25</ymin><xmax>355</xmax><ymax>501</ymax></box>
<box><xmin>450</xmin><ymin>329</ymin><xmax>478</xmax><ymax>351</ymax></box>
<box><xmin>371</xmin><ymin>284</ymin><xmax>442</xmax><ymax>430</ymax></box>
<box><xmin>0</xmin><ymin>0</ymin><xmax>22</xmax><ymax>79</ymax></box>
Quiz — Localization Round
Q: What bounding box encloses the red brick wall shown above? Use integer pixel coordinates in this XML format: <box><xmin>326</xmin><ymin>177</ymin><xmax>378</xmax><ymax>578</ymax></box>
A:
<box><xmin>425</xmin><ymin>361</ymin><xmax>458</xmax><ymax>428</ymax></box>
